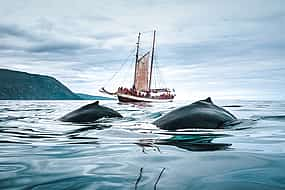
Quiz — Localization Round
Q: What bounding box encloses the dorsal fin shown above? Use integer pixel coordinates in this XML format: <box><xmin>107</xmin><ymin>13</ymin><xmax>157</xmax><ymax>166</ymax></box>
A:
<box><xmin>89</xmin><ymin>101</ymin><xmax>99</xmax><ymax>106</ymax></box>
<box><xmin>80</xmin><ymin>101</ymin><xmax>99</xmax><ymax>109</ymax></box>
<box><xmin>203</xmin><ymin>97</ymin><xmax>213</xmax><ymax>104</ymax></box>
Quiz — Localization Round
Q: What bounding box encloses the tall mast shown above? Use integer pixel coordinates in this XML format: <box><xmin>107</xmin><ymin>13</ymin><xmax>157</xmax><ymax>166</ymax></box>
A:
<box><xmin>133</xmin><ymin>32</ymin><xmax>141</xmax><ymax>88</ymax></box>
<box><xmin>148</xmin><ymin>30</ymin><xmax>156</xmax><ymax>90</ymax></box>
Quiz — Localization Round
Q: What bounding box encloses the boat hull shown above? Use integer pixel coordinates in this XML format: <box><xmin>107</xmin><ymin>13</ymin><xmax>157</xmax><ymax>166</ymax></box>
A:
<box><xmin>117</xmin><ymin>93</ymin><xmax>173</xmax><ymax>103</ymax></box>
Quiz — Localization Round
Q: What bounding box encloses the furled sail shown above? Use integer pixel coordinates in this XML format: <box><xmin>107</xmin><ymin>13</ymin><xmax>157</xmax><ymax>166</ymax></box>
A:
<box><xmin>134</xmin><ymin>51</ymin><xmax>150</xmax><ymax>91</ymax></box>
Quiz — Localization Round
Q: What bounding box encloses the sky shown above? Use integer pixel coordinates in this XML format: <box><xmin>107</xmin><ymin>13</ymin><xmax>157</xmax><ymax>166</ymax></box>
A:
<box><xmin>0</xmin><ymin>0</ymin><xmax>284</xmax><ymax>100</ymax></box>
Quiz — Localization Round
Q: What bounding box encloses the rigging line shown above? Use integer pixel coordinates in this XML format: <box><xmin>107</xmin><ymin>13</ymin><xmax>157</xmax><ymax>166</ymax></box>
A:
<box><xmin>122</xmin><ymin>55</ymin><xmax>135</xmax><ymax>87</ymax></box>
<box><xmin>156</xmin><ymin>62</ymin><xmax>160</xmax><ymax>88</ymax></box>
<box><xmin>154</xmin><ymin>46</ymin><xmax>167</xmax><ymax>87</ymax></box>
<box><xmin>157</xmin><ymin>64</ymin><xmax>166</xmax><ymax>87</ymax></box>
<box><xmin>152</xmin><ymin>42</ymin><xmax>159</xmax><ymax>88</ymax></box>
<box><xmin>153</xmin><ymin>59</ymin><xmax>158</xmax><ymax>88</ymax></box>
<box><xmin>153</xmin><ymin>50</ymin><xmax>159</xmax><ymax>88</ymax></box>
<box><xmin>154</xmin><ymin>46</ymin><xmax>161</xmax><ymax>88</ymax></box>
<box><xmin>155</xmin><ymin>47</ymin><xmax>163</xmax><ymax>88</ymax></box>
<box><xmin>102</xmin><ymin>48</ymin><xmax>136</xmax><ymax>87</ymax></box>
<box><xmin>139</xmin><ymin>48</ymin><xmax>149</xmax><ymax>55</ymax></box>
<box><xmin>155</xmin><ymin>56</ymin><xmax>163</xmax><ymax>88</ymax></box>
<box><xmin>154</xmin><ymin>67</ymin><xmax>156</xmax><ymax>88</ymax></box>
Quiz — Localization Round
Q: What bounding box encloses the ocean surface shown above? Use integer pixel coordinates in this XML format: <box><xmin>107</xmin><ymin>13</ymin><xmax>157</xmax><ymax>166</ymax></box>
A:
<box><xmin>0</xmin><ymin>99</ymin><xmax>285</xmax><ymax>190</ymax></box>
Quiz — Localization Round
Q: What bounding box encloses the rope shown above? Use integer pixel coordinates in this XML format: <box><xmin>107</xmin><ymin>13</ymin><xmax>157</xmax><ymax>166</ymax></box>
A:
<box><xmin>121</xmin><ymin>55</ymin><xmax>135</xmax><ymax>87</ymax></box>
<box><xmin>151</xmin><ymin>43</ymin><xmax>167</xmax><ymax>89</ymax></box>
<box><xmin>102</xmin><ymin>48</ymin><xmax>136</xmax><ymax>88</ymax></box>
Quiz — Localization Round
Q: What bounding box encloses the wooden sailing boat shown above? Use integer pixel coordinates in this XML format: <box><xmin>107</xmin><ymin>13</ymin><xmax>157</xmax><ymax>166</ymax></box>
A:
<box><xmin>100</xmin><ymin>30</ymin><xmax>175</xmax><ymax>102</ymax></box>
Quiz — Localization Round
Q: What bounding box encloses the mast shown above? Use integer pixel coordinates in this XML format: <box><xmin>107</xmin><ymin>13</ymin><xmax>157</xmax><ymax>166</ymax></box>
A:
<box><xmin>133</xmin><ymin>32</ymin><xmax>141</xmax><ymax>88</ymax></box>
<box><xmin>148</xmin><ymin>30</ymin><xmax>156</xmax><ymax>90</ymax></box>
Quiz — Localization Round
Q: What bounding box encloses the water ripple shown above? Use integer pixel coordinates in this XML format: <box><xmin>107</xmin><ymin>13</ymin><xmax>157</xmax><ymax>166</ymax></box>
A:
<box><xmin>0</xmin><ymin>100</ymin><xmax>284</xmax><ymax>189</ymax></box>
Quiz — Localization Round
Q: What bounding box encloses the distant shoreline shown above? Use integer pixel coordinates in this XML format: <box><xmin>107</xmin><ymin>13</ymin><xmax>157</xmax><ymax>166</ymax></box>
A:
<box><xmin>0</xmin><ymin>68</ymin><xmax>113</xmax><ymax>100</ymax></box>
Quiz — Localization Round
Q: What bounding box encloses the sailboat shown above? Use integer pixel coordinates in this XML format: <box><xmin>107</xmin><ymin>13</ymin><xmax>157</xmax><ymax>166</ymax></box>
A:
<box><xmin>100</xmin><ymin>30</ymin><xmax>175</xmax><ymax>103</ymax></box>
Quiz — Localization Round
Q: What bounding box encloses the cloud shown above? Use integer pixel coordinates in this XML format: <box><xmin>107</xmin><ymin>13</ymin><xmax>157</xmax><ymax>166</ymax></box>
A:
<box><xmin>0</xmin><ymin>0</ymin><xmax>284</xmax><ymax>100</ymax></box>
<box><xmin>0</xmin><ymin>24</ymin><xmax>39</xmax><ymax>41</ymax></box>
<box><xmin>0</xmin><ymin>22</ymin><xmax>95</xmax><ymax>56</ymax></box>
<box><xmin>28</xmin><ymin>41</ymin><xmax>89</xmax><ymax>53</ymax></box>
<box><xmin>92</xmin><ymin>32</ymin><xmax>127</xmax><ymax>40</ymax></box>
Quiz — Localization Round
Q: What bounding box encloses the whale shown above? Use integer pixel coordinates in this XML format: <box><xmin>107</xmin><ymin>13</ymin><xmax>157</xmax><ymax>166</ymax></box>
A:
<box><xmin>153</xmin><ymin>97</ymin><xmax>239</xmax><ymax>130</ymax></box>
<box><xmin>59</xmin><ymin>101</ymin><xmax>122</xmax><ymax>123</ymax></box>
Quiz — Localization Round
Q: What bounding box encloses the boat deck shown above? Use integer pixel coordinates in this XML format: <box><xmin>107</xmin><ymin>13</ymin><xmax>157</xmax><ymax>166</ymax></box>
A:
<box><xmin>117</xmin><ymin>93</ymin><xmax>174</xmax><ymax>103</ymax></box>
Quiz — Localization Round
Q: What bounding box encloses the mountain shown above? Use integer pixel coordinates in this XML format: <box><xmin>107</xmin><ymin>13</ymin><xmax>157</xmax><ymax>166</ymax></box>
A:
<box><xmin>76</xmin><ymin>93</ymin><xmax>115</xmax><ymax>100</ymax></box>
<box><xmin>0</xmin><ymin>69</ymin><xmax>81</xmax><ymax>100</ymax></box>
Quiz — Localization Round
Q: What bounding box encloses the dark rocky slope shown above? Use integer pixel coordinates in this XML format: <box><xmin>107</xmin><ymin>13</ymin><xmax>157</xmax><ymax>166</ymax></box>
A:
<box><xmin>0</xmin><ymin>69</ymin><xmax>80</xmax><ymax>100</ymax></box>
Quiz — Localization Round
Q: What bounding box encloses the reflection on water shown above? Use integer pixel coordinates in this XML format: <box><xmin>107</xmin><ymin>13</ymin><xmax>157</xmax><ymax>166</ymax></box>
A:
<box><xmin>157</xmin><ymin>134</ymin><xmax>232</xmax><ymax>151</ymax></box>
<box><xmin>135</xmin><ymin>167</ymin><xmax>166</xmax><ymax>190</ymax></box>
<box><xmin>136</xmin><ymin>133</ymin><xmax>232</xmax><ymax>152</ymax></box>
<box><xmin>0</xmin><ymin>100</ymin><xmax>285</xmax><ymax>189</ymax></box>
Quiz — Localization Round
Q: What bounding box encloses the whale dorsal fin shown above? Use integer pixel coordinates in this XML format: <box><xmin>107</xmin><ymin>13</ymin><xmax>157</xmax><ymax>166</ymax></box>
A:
<box><xmin>89</xmin><ymin>101</ymin><xmax>99</xmax><ymax>106</ymax></box>
<box><xmin>204</xmin><ymin>97</ymin><xmax>213</xmax><ymax>104</ymax></box>
<box><xmin>80</xmin><ymin>101</ymin><xmax>100</xmax><ymax>109</ymax></box>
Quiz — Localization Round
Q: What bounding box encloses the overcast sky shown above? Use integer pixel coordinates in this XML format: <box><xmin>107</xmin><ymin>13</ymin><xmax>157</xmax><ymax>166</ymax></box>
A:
<box><xmin>0</xmin><ymin>0</ymin><xmax>284</xmax><ymax>100</ymax></box>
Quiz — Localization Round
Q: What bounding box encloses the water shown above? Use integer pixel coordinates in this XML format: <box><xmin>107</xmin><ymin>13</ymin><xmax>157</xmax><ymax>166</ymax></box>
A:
<box><xmin>0</xmin><ymin>99</ymin><xmax>285</xmax><ymax>190</ymax></box>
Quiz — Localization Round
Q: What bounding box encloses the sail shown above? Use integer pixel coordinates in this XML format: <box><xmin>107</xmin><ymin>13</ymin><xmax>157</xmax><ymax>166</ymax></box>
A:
<box><xmin>134</xmin><ymin>51</ymin><xmax>150</xmax><ymax>91</ymax></box>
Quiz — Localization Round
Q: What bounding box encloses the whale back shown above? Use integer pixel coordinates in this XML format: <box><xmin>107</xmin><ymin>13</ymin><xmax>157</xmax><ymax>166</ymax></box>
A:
<box><xmin>60</xmin><ymin>101</ymin><xmax>122</xmax><ymax>122</ymax></box>
<box><xmin>153</xmin><ymin>97</ymin><xmax>237</xmax><ymax>130</ymax></box>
